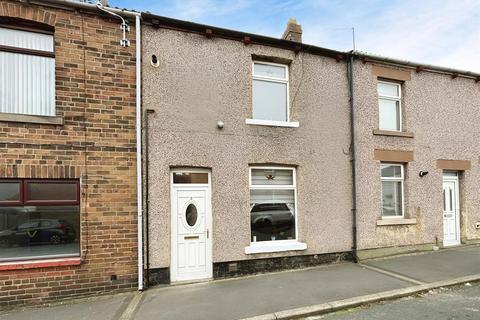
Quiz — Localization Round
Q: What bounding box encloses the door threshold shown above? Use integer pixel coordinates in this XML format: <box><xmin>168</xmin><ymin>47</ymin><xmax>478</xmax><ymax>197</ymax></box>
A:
<box><xmin>170</xmin><ymin>278</ymin><xmax>213</xmax><ymax>286</ymax></box>
<box><xmin>443</xmin><ymin>243</ymin><xmax>461</xmax><ymax>248</ymax></box>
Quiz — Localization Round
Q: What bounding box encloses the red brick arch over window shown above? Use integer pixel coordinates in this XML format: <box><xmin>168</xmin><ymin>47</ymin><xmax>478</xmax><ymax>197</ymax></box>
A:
<box><xmin>0</xmin><ymin>16</ymin><xmax>54</xmax><ymax>34</ymax></box>
<box><xmin>0</xmin><ymin>3</ymin><xmax>57</xmax><ymax>27</ymax></box>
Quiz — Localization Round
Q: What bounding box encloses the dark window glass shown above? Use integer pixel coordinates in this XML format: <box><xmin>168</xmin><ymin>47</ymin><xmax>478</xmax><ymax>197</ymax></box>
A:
<box><xmin>173</xmin><ymin>172</ymin><xmax>208</xmax><ymax>184</ymax></box>
<box><xmin>185</xmin><ymin>204</ymin><xmax>198</xmax><ymax>227</ymax></box>
<box><xmin>0</xmin><ymin>179</ymin><xmax>80</xmax><ymax>261</ymax></box>
<box><xmin>26</xmin><ymin>181</ymin><xmax>78</xmax><ymax>202</ymax></box>
<box><xmin>0</xmin><ymin>182</ymin><xmax>21</xmax><ymax>202</ymax></box>
<box><xmin>0</xmin><ymin>206</ymin><xmax>80</xmax><ymax>261</ymax></box>
<box><xmin>250</xmin><ymin>189</ymin><xmax>295</xmax><ymax>242</ymax></box>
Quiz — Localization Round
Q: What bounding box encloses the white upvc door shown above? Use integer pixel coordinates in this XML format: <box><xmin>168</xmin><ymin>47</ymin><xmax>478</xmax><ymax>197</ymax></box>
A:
<box><xmin>170</xmin><ymin>171</ymin><xmax>212</xmax><ymax>282</ymax></box>
<box><xmin>442</xmin><ymin>173</ymin><xmax>460</xmax><ymax>246</ymax></box>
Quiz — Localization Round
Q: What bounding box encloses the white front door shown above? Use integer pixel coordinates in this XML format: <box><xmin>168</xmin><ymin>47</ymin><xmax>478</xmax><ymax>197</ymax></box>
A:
<box><xmin>443</xmin><ymin>173</ymin><xmax>460</xmax><ymax>246</ymax></box>
<box><xmin>171</xmin><ymin>171</ymin><xmax>212</xmax><ymax>282</ymax></box>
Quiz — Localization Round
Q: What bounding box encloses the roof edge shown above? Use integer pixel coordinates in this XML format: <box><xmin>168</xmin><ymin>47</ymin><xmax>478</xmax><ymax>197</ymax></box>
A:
<box><xmin>353</xmin><ymin>51</ymin><xmax>480</xmax><ymax>79</ymax></box>
<box><xmin>142</xmin><ymin>12</ymin><xmax>345</xmax><ymax>60</ymax></box>
<box><xmin>24</xmin><ymin>0</ymin><xmax>140</xmax><ymax>18</ymax></box>
<box><xmin>12</xmin><ymin>0</ymin><xmax>480</xmax><ymax>79</ymax></box>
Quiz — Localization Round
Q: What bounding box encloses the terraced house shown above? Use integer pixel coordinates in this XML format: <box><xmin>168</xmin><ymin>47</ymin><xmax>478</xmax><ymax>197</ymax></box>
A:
<box><xmin>352</xmin><ymin>55</ymin><xmax>480</xmax><ymax>258</ymax></box>
<box><xmin>141</xmin><ymin>16</ymin><xmax>354</xmax><ymax>285</ymax></box>
<box><xmin>0</xmin><ymin>0</ymin><xmax>141</xmax><ymax>306</ymax></box>
<box><xmin>1</xmin><ymin>0</ymin><xmax>480</xmax><ymax>307</ymax></box>
<box><xmin>140</xmin><ymin>14</ymin><xmax>480</xmax><ymax>286</ymax></box>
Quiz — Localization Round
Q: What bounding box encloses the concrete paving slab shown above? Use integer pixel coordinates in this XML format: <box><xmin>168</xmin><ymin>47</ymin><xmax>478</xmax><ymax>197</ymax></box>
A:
<box><xmin>0</xmin><ymin>292</ymin><xmax>134</xmax><ymax>320</ymax></box>
<box><xmin>310</xmin><ymin>282</ymin><xmax>480</xmax><ymax>320</ymax></box>
<box><xmin>363</xmin><ymin>245</ymin><xmax>480</xmax><ymax>283</ymax></box>
<box><xmin>134</xmin><ymin>263</ymin><xmax>410</xmax><ymax>320</ymax></box>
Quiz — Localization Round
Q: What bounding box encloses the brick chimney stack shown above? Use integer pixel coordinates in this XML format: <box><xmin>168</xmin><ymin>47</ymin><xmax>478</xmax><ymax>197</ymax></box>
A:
<box><xmin>282</xmin><ymin>18</ymin><xmax>302</xmax><ymax>42</ymax></box>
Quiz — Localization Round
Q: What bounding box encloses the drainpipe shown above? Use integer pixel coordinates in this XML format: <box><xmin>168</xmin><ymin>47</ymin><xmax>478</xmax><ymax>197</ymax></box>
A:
<box><xmin>144</xmin><ymin>109</ymin><xmax>155</xmax><ymax>288</ymax></box>
<box><xmin>134</xmin><ymin>14</ymin><xmax>144</xmax><ymax>291</ymax></box>
<box><xmin>42</xmin><ymin>0</ymin><xmax>144</xmax><ymax>290</ymax></box>
<box><xmin>348</xmin><ymin>53</ymin><xmax>358</xmax><ymax>263</ymax></box>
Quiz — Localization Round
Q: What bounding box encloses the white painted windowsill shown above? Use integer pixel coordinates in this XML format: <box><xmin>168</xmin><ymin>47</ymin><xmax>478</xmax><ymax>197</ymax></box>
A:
<box><xmin>245</xmin><ymin>119</ymin><xmax>300</xmax><ymax>128</ymax></box>
<box><xmin>376</xmin><ymin>218</ymin><xmax>417</xmax><ymax>226</ymax></box>
<box><xmin>245</xmin><ymin>241</ymin><xmax>307</xmax><ymax>254</ymax></box>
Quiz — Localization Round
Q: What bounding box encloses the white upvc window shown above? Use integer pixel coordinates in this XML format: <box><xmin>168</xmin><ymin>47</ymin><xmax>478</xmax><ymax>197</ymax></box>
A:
<box><xmin>246</xmin><ymin>61</ymin><xmax>299</xmax><ymax>128</ymax></box>
<box><xmin>245</xmin><ymin>167</ymin><xmax>306</xmax><ymax>254</ymax></box>
<box><xmin>378</xmin><ymin>81</ymin><xmax>401</xmax><ymax>131</ymax></box>
<box><xmin>381</xmin><ymin>163</ymin><xmax>404</xmax><ymax>217</ymax></box>
<box><xmin>0</xmin><ymin>26</ymin><xmax>55</xmax><ymax>117</ymax></box>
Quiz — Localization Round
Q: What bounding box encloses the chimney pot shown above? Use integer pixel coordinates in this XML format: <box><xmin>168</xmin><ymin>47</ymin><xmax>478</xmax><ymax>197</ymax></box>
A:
<box><xmin>282</xmin><ymin>18</ymin><xmax>302</xmax><ymax>43</ymax></box>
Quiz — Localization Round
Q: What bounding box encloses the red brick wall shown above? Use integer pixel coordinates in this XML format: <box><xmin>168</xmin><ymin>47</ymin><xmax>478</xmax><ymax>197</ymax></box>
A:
<box><xmin>0</xmin><ymin>0</ymin><xmax>138</xmax><ymax>306</ymax></box>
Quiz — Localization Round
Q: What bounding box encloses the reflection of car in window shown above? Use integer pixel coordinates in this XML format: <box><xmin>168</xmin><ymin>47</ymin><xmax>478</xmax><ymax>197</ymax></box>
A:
<box><xmin>0</xmin><ymin>219</ymin><xmax>76</xmax><ymax>247</ymax></box>
<box><xmin>250</xmin><ymin>201</ymin><xmax>294</xmax><ymax>241</ymax></box>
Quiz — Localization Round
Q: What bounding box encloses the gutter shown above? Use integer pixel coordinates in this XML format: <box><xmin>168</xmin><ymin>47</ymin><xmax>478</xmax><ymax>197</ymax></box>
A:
<box><xmin>347</xmin><ymin>53</ymin><xmax>358</xmax><ymax>263</ymax></box>
<box><xmin>28</xmin><ymin>0</ymin><xmax>140</xmax><ymax>18</ymax></box>
<box><xmin>141</xmin><ymin>12</ymin><xmax>344</xmax><ymax>60</ymax></box>
<box><xmin>353</xmin><ymin>51</ymin><xmax>480</xmax><ymax>80</ymax></box>
<box><xmin>29</xmin><ymin>0</ymin><xmax>145</xmax><ymax>291</ymax></box>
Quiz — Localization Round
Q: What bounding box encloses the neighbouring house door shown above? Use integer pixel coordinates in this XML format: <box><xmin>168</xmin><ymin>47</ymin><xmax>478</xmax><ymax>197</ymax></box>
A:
<box><xmin>443</xmin><ymin>172</ymin><xmax>460</xmax><ymax>246</ymax></box>
<box><xmin>170</xmin><ymin>170</ymin><xmax>212</xmax><ymax>282</ymax></box>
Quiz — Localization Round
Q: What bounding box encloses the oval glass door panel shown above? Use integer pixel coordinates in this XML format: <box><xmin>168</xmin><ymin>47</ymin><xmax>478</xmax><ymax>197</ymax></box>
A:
<box><xmin>185</xmin><ymin>203</ymin><xmax>198</xmax><ymax>227</ymax></box>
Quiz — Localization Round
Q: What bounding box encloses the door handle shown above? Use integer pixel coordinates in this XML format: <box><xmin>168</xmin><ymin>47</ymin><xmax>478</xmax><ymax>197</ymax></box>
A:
<box><xmin>206</xmin><ymin>229</ymin><xmax>209</xmax><ymax>239</ymax></box>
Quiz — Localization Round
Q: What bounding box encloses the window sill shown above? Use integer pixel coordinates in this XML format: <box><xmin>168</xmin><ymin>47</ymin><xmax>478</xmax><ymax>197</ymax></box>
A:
<box><xmin>245</xmin><ymin>119</ymin><xmax>299</xmax><ymax>128</ymax></box>
<box><xmin>0</xmin><ymin>112</ymin><xmax>63</xmax><ymax>125</ymax></box>
<box><xmin>373</xmin><ymin>129</ymin><xmax>414</xmax><ymax>138</ymax></box>
<box><xmin>245</xmin><ymin>241</ymin><xmax>307</xmax><ymax>254</ymax></box>
<box><xmin>376</xmin><ymin>218</ymin><xmax>417</xmax><ymax>226</ymax></box>
<box><xmin>0</xmin><ymin>257</ymin><xmax>81</xmax><ymax>271</ymax></box>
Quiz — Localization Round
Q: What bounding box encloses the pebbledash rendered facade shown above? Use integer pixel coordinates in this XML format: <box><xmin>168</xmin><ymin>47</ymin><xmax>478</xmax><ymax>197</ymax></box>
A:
<box><xmin>140</xmin><ymin>14</ymin><xmax>480</xmax><ymax>285</ymax></box>
<box><xmin>1</xmin><ymin>0</ymin><xmax>480</xmax><ymax>306</ymax></box>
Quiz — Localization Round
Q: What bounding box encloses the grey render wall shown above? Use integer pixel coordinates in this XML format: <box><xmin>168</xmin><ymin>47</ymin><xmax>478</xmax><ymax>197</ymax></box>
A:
<box><xmin>142</xmin><ymin>27</ymin><xmax>353</xmax><ymax>268</ymax></box>
<box><xmin>353</xmin><ymin>61</ymin><xmax>480</xmax><ymax>250</ymax></box>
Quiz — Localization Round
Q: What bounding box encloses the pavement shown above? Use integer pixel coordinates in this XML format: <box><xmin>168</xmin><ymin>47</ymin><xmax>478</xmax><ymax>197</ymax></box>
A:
<box><xmin>308</xmin><ymin>282</ymin><xmax>480</xmax><ymax>320</ymax></box>
<box><xmin>1</xmin><ymin>245</ymin><xmax>479</xmax><ymax>320</ymax></box>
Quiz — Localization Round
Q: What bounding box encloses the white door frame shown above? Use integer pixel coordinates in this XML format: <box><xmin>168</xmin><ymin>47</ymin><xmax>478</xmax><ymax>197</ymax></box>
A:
<box><xmin>442</xmin><ymin>172</ymin><xmax>461</xmax><ymax>247</ymax></box>
<box><xmin>170</xmin><ymin>169</ymin><xmax>212</xmax><ymax>282</ymax></box>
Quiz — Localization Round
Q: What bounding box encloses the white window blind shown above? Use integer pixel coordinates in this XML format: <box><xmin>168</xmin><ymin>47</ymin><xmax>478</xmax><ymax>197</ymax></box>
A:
<box><xmin>0</xmin><ymin>27</ymin><xmax>55</xmax><ymax>117</ymax></box>
<box><xmin>252</xmin><ymin>62</ymin><xmax>289</xmax><ymax>122</ymax></box>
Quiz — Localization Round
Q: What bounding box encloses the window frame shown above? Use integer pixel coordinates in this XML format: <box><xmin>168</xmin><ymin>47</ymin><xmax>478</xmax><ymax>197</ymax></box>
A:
<box><xmin>24</xmin><ymin>180</ymin><xmax>80</xmax><ymax>206</ymax></box>
<box><xmin>378</xmin><ymin>80</ymin><xmax>402</xmax><ymax>132</ymax></box>
<box><xmin>0</xmin><ymin>179</ymin><xmax>23</xmax><ymax>206</ymax></box>
<box><xmin>380</xmin><ymin>163</ymin><xmax>405</xmax><ymax>218</ymax></box>
<box><xmin>249</xmin><ymin>61</ymin><xmax>295</xmax><ymax>126</ymax></box>
<box><xmin>0</xmin><ymin>19</ymin><xmax>55</xmax><ymax>58</ymax></box>
<box><xmin>248</xmin><ymin>166</ymin><xmax>299</xmax><ymax>244</ymax></box>
<box><xmin>0</xmin><ymin>178</ymin><xmax>81</xmax><ymax>262</ymax></box>
<box><xmin>0</xmin><ymin>179</ymin><xmax>80</xmax><ymax>207</ymax></box>
<box><xmin>0</xmin><ymin>20</ymin><xmax>56</xmax><ymax>118</ymax></box>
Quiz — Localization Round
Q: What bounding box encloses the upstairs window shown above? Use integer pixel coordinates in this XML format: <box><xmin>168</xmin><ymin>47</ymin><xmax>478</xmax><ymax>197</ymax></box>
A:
<box><xmin>251</xmin><ymin>61</ymin><xmax>289</xmax><ymax>122</ymax></box>
<box><xmin>0</xmin><ymin>19</ymin><xmax>55</xmax><ymax>117</ymax></box>
<box><xmin>378</xmin><ymin>81</ymin><xmax>401</xmax><ymax>131</ymax></box>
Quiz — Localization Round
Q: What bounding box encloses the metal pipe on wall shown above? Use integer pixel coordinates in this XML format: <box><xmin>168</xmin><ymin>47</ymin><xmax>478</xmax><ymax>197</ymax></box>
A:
<box><xmin>144</xmin><ymin>109</ymin><xmax>155</xmax><ymax>288</ymax></box>
<box><xmin>348</xmin><ymin>53</ymin><xmax>358</xmax><ymax>263</ymax></box>
<box><xmin>40</xmin><ymin>0</ymin><xmax>145</xmax><ymax>291</ymax></box>
<box><xmin>134</xmin><ymin>14</ymin><xmax>144</xmax><ymax>291</ymax></box>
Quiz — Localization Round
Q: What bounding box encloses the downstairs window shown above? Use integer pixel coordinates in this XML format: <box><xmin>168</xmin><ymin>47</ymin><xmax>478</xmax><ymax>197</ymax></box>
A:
<box><xmin>0</xmin><ymin>179</ymin><xmax>80</xmax><ymax>261</ymax></box>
